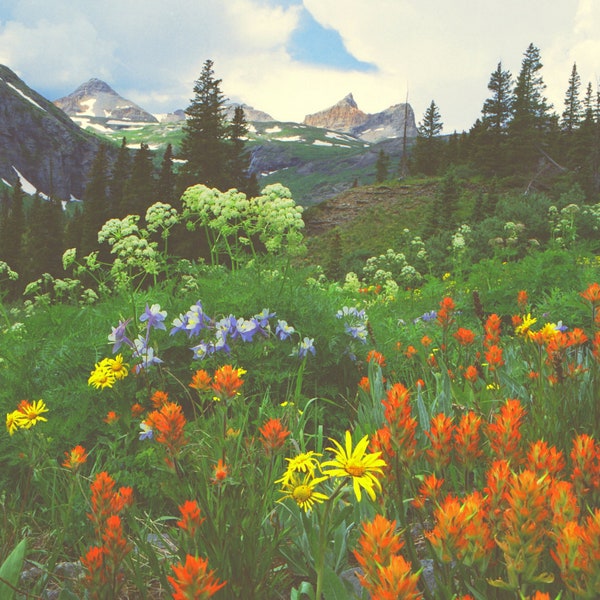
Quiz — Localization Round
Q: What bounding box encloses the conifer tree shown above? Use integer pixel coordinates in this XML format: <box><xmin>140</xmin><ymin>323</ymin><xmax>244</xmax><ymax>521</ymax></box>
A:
<box><xmin>23</xmin><ymin>195</ymin><xmax>63</xmax><ymax>281</ymax></box>
<box><xmin>121</xmin><ymin>143</ymin><xmax>155</xmax><ymax>218</ymax></box>
<box><xmin>179</xmin><ymin>59</ymin><xmax>229</xmax><ymax>190</ymax></box>
<box><xmin>412</xmin><ymin>100</ymin><xmax>444</xmax><ymax>175</ymax></box>
<box><xmin>156</xmin><ymin>143</ymin><xmax>176</xmax><ymax>204</ymax></box>
<box><xmin>227</xmin><ymin>106</ymin><xmax>255</xmax><ymax>195</ymax></box>
<box><xmin>508</xmin><ymin>43</ymin><xmax>554</xmax><ymax>172</ymax></box>
<box><xmin>2</xmin><ymin>179</ymin><xmax>25</xmax><ymax>274</ymax></box>
<box><xmin>375</xmin><ymin>149</ymin><xmax>390</xmax><ymax>183</ymax></box>
<box><xmin>483</xmin><ymin>62</ymin><xmax>514</xmax><ymax>133</ymax></box>
<box><xmin>0</xmin><ymin>189</ymin><xmax>9</xmax><ymax>261</ymax></box>
<box><xmin>472</xmin><ymin>62</ymin><xmax>513</xmax><ymax>175</ymax></box>
<box><xmin>80</xmin><ymin>145</ymin><xmax>110</xmax><ymax>256</ymax></box>
<box><xmin>110</xmin><ymin>137</ymin><xmax>131</xmax><ymax>217</ymax></box>
<box><xmin>561</xmin><ymin>63</ymin><xmax>582</xmax><ymax>133</ymax></box>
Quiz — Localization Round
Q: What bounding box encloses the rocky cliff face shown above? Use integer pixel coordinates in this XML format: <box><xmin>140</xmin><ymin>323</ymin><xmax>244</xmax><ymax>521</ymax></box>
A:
<box><xmin>0</xmin><ymin>65</ymin><xmax>116</xmax><ymax>200</ymax></box>
<box><xmin>303</xmin><ymin>93</ymin><xmax>417</xmax><ymax>143</ymax></box>
<box><xmin>304</xmin><ymin>93</ymin><xmax>368</xmax><ymax>132</ymax></box>
<box><xmin>225</xmin><ymin>103</ymin><xmax>274</xmax><ymax>122</ymax></box>
<box><xmin>54</xmin><ymin>78</ymin><xmax>158</xmax><ymax>123</ymax></box>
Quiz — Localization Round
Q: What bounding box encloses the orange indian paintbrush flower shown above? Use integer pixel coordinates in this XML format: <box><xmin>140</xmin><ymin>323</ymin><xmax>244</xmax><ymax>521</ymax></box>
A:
<box><xmin>168</xmin><ymin>554</ymin><xmax>226</xmax><ymax>600</ymax></box>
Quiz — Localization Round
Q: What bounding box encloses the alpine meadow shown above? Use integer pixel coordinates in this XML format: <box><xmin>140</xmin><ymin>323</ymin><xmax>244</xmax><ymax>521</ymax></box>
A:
<box><xmin>1</xmin><ymin>42</ymin><xmax>600</xmax><ymax>600</ymax></box>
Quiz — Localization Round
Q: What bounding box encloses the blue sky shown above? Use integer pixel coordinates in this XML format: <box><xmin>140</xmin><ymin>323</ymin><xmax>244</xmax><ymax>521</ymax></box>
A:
<box><xmin>0</xmin><ymin>0</ymin><xmax>597</xmax><ymax>132</ymax></box>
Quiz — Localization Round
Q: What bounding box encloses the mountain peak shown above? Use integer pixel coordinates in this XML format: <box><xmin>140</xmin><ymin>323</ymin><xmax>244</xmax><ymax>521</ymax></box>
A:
<box><xmin>54</xmin><ymin>79</ymin><xmax>157</xmax><ymax>123</ymax></box>
<box><xmin>73</xmin><ymin>78</ymin><xmax>117</xmax><ymax>96</ymax></box>
<box><xmin>337</xmin><ymin>93</ymin><xmax>358</xmax><ymax>108</ymax></box>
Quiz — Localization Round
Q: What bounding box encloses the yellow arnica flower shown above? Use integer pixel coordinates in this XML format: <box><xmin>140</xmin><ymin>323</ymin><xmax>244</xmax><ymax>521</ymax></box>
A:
<box><xmin>279</xmin><ymin>472</ymin><xmax>330</xmax><ymax>512</ymax></box>
<box><xmin>515</xmin><ymin>313</ymin><xmax>537</xmax><ymax>338</ymax></box>
<box><xmin>101</xmin><ymin>354</ymin><xmax>129</xmax><ymax>380</ymax></box>
<box><xmin>18</xmin><ymin>399</ymin><xmax>49</xmax><ymax>429</ymax></box>
<box><xmin>277</xmin><ymin>451</ymin><xmax>323</xmax><ymax>486</ymax></box>
<box><xmin>88</xmin><ymin>361</ymin><xmax>117</xmax><ymax>389</ymax></box>
<box><xmin>6</xmin><ymin>410</ymin><xmax>27</xmax><ymax>435</ymax></box>
<box><xmin>322</xmin><ymin>431</ymin><xmax>386</xmax><ymax>502</ymax></box>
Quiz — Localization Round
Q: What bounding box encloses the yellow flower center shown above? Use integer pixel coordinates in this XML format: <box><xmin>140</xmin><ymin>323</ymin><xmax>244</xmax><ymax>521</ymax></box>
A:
<box><xmin>292</xmin><ymin>485</ymin><xmax>312</xmax><ymax>503</ymax></box>
<box><xmin>345</xmin><ymin>459</ymin><xmax>366</xmax><ymax>477</ymax></box>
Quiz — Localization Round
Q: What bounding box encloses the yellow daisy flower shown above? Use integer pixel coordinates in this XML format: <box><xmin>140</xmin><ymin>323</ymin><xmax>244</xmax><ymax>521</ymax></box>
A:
<box><xmin>277</xmin><ymin>451</ymin><xmax>323</xmax><ymax>486</ymax></box>
<box><xmin>6</xmin><ymin>410</ymin><xmax>27</xmax><ymax>435</ymax></box>
<box><xmin>102</xmin><ymin>354</ymin><xmax>129</xmax><ymax>380</ymax></box>
<box><xmin>322</xmin><ymin>431</ymin><xmax>386</xmax><ymax>502</ymax></box>
<box><xmin>278</xmin><ymin>472</ymin><xmax>330</xmax><ymax>512</ymax></box>
<box><xmin>88</xmin><ymin>362</ymin><xmax>117</xmax><ymax>389</ymax></box>
<box><xmin>18</xmin><ymin>399</ymin><xmax>49</xmax><ymax>429</ymax></box>
<box><xmin>515</xmin><ymin>313</ymin><xmax>537</xmax><ymax>338</ymax></box>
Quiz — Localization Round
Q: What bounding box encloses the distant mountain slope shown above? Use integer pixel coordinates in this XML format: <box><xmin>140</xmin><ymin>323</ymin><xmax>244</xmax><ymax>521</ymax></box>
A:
<box><xmin>54</xmin><ymin>78</ymin><xmax>158</xmax><ymax>127</ymax></box>
<box><xmin>303</xmin><ymin>93</ymin><xmax>418</xmax><ymax>143</ymax></box>
<box><xmin>0</xmin><ymin>65</ymin><xmax>116</xmax><ymax>200</ymax></box>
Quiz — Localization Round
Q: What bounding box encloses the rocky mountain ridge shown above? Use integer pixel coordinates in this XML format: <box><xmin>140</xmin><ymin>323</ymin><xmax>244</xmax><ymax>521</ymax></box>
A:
<box><xmin>54</xmin><ymin>78</ymin><xmax>158</xmax><ymax>124</ymax></box>
<box><xmin>304</xmin><ymin>93</ymin><xmax>417</xmax><ymax>143</ymax></box>
<box><xmin>0</xmin><ymin>65</ymin><xmax>116</xmax><ymax>200</ymax></box>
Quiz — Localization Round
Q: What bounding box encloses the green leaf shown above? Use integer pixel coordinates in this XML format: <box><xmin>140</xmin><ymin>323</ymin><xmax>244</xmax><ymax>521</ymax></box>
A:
<box><xmin>291</xmin><ymin>580</ymin><xmax>315</xmax><ymax>600</ymax></box>
<box><xmin>322</xmin><ymin>565</ymin><xmax>350</xmax><ymax>600</ymax></box>
<box><xmin>0</xmin><ymin>538</ymin><xmax>28</xmax><ymax>600</ymax></box>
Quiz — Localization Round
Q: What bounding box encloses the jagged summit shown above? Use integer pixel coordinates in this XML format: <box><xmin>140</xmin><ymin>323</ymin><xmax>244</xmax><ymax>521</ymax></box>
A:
<box><xmin>304</xmin><ymin>93</ymin><xmax>367</xmax><ymax>134</ymax></box>
<box><xmin>54</xmin><ymin>78</ymin><xmax>157</xmax><ymax>123</ymax></box>
<box><xmin>303</xmin><ymin>93</ymin><xmax>417</xmax><ymax>143</ymax></box>
<box><xmin>71</xmin><ymin>78</ymin><xmax>118</xmax><ymax>96</ymax></box>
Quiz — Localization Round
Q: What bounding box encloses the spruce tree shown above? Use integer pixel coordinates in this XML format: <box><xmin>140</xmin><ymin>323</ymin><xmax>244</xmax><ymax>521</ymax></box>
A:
<box><xmin>482</xmin><ymin>62</ymin><xmax>514</xmax><ymax>133</ymax></box>
<box><xmin>80</xmin><ymin>145</ymin><xmax>110</xmax><ymax>256</ymax></box>
<box><xmin>561</xmin><ymin>63</ymin><xmax>582</xmax><ymax>133</ymax></box>
<box><xmin>472</xmin><ymin>62</ymin><xmax>513</xmax><ymax>175</ymax></box>
<box><xmin>227</xmin><ymin>106</ymin><xmax>254</xmax><ymax>194</ymax></box>
<box><xmin>23</xmin><ymin>195</ymin><xmax>63</xmax><ymax>281</ymax></box>
<box><xmin>179</xmin><ymin>59</ymin><xmax>229</xmax><ymax>190</ymax></box>
<box><xmin>156</xmin><ymin>143</ymin><xmax>176</xmax><ymax>204</ymax></box>
<box><xmin>3</xmin><ymin>179</ymin><xmax>25</xmax><ymax>274</ymax></box>
<box><xmin>412</xmin><ymin>100</ymin><xmax>444</xmax><ymax>175</ymax></box>
<box><xmin>0</xmin><ymin>189</ymin><xmax>9</xmax><ymax>261</ymax></box>
<box><xmin>508</xmin><ymin>43</ymin><xmax>554</xmax><ymax>172</ymax></box>
<box><xmin>110</xmin><ymin>137</ymin><xmax>131</xmax><ymax>217</ymax></box>
<box><xmin>121</xmin><ymin>143</ymin><xmax>155</xmax><ymax>218</ymax></box>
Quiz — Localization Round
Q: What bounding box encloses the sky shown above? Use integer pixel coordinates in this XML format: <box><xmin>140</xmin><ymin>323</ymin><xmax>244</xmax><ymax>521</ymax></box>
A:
<box><xmin>0</xmin><ymin>0</ymin><xmax>598</xmax><ymax>133</ymax></box>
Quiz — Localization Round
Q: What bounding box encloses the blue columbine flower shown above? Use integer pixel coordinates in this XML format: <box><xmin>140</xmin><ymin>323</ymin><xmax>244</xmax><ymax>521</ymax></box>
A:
<box><xmin>132</xmin><ymin>336</ymin><xmax>163</xmax><ymax>371</ymax></box>
<box><xmin>236</xmin><ymin>318</ymin><xmax>258</xmax><ymax>342</ymax></box>
<box><xmin>108</xmin><ymin>318</ymin><xmax>132</xmax><ymax>353</ymax></box>
<box><xmin>417</xmin><ymin>310</ymin><xmax>437</xmax><ymax>323</ymax></box>
<box><xmin>275</xmin><ymin>320</ymin><xmax>295</xmax><ymax>341</ymax></box>
<box><xmin>297</xmin><ymin>337</ymin><xmax>316</xmax><ymax>358</ymax></box>
<box><xmin>254</xmin><ymin>308</ymin><xmax>276</xmax><ymax>328</ymax></box>
<box><xmin>140</xmin><ymin>303</ymin><xmax>167</xmax><ymax>331</ymax></box>
<box><xmin>139</xmin><ymin>422</ymin><xmax>153</xmax><ymax>441</ymax></box>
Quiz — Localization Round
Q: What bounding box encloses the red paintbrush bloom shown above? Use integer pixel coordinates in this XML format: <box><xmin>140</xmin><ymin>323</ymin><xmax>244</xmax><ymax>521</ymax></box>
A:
<box><xmin>147</xmin><ymin>401</ymin><xmax>188</xmax><ymax>457</ymax></box>
<box><xmin>425</xmin><ymin>412</ymin><xmax>454</xmax><ymax>472</ymax></box>
<box><xmin>453</xmin><ymin>327</ymin><xmax>475</xmax><ymax>346</ymax></box>
<box><xmin>259</xmin><ymin>418</ymin><xmax>290</xmax><ymax>455</ymax></box>
<box><xmin>211</xmin><ymin>365</ymin><xmax>245</xmax><ymax>401</ymax></box>
<box><xmin>454</xmin><ymin>411</ymin><xmax>483</xmax><ymax>469</ymax></box>
<box><xmin>168</xmin><ymin>554</ymin><xmax>226</xmax><ymax>600</ymax></box>
<box><xmin>486</xmin><ymin>399</ymin><xmax>526</xmax><ymax>463</ymax></box>
<box><xmin>484</xmin><ymin>313</ymin><xmax>502</xmax><ymax>348</ymax></box>
<box><xmin>62</xmin><ymin>445</ymin><xmax>88</xmax><ymax>471</ymax></box>
<box><xmin>177</xmin><ymin>500</ymin><xmax>205</xmax><ymax>537</ymax></box>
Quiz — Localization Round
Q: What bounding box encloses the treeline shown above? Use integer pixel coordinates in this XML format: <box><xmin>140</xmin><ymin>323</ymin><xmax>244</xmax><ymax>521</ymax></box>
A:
<box><xmin>378</xmin><ymin>43</ymin><xmax>600</xmax><ymax>200</ymax></box>
<box><xmin>0</xmin><ymin>60</ymin><xmax>258</xmax><ymax>291</ymax></box>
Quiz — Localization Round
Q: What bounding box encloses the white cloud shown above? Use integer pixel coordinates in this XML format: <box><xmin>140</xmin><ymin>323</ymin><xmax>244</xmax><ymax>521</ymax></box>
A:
<box><xmin>0</xmin><ymin>0</ymin><xmax>596</xmax><ymax>132</ymax></box>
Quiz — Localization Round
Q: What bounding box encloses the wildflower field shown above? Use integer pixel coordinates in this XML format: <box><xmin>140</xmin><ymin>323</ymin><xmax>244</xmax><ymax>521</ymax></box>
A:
<box><xmin>1</xmin><ymin>184</ymin><xmax>600</xmax><ymax>600</ymax></box>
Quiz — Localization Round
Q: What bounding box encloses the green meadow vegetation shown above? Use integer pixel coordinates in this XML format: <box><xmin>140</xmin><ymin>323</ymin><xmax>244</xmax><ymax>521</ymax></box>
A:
<box><xmin>1</xmin><ymin>48</ymin><xmax>600</xmax><ymax>599</ymax></box>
